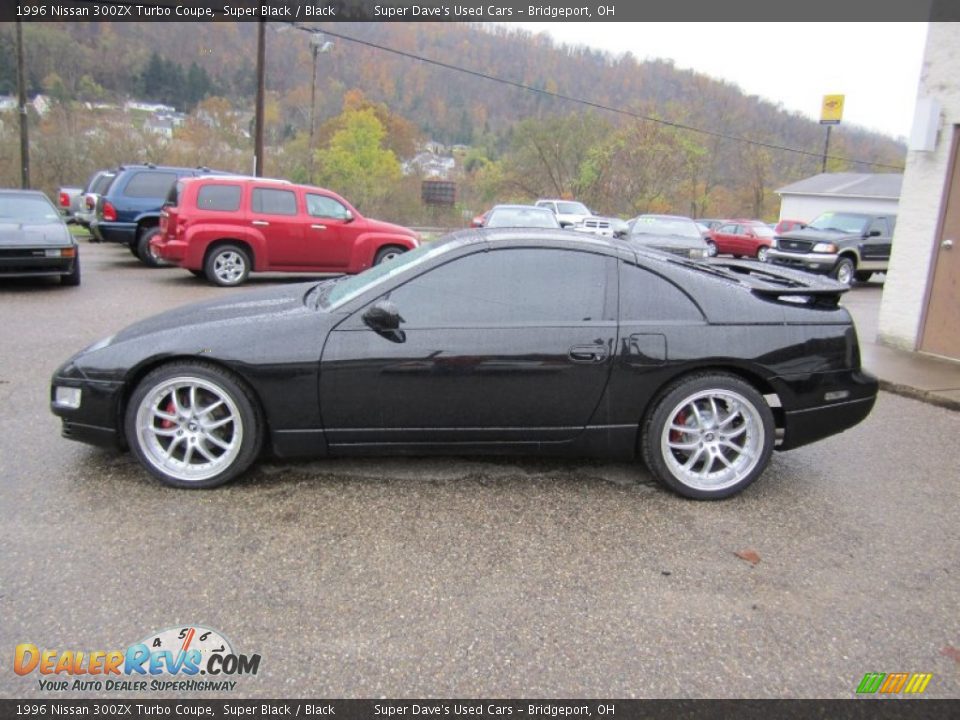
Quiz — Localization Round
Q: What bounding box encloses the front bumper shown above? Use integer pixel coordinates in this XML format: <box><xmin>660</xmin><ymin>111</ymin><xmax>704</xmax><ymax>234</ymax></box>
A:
<box><xmin>0</xmin><ymin>249</ymin><xmax>77</xmax><ymax>278</ymax></box>
<box><xmin>51</xmin><ymin>372</ymin><xmax>126</xmax><ymax>449</ymax></box>
<box><xmin>766</xmin><ymin>248</ymin><xmax>838</xmax><ymax>275</ymax></box>
<box><xmin>90</xmin><ymin>221</ymin><xmax>136</xmax><ymax>245</ymax></box>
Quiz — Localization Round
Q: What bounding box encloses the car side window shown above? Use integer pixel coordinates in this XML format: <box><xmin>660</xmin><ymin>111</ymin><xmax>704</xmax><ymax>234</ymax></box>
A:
<box><xmin>868</xmin><ymin>217</ymin><xmax>889</xmax><ymax>236</ymax></box>
<box><xmin>124</xmin><ymin>172</ymin><xmax>178</xmax><ymax>198</ymax></box>
<box><xmin>251</xmin><ymin>188</ymin><xmax>298</xmax><ymax>216</ymax></box>
<box><xmin>196</xmin><ymin>184</ymin><xmax>242</xmax><ymax>212</ymax></box>
<box><xmin>719</xmin><ymin>224</ymin><xmax>736</xmax><ymax>234</ymax></box>
<box><xmin>384</xmin><ymin>248</ymin><xmax>610</xmax><ymax>326</ymax></box>
<box><xmin>619</xmin><ymin>262</ymin><xmax>704</xmax><ymax>322</ymax></box>
<box><xmin>306</xmin><ymin>193</ymin><xmax>350</xmax><ymax>220</ymax></box>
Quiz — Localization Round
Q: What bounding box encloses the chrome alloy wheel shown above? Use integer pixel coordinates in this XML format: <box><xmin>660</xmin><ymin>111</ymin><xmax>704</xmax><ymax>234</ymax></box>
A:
<box><xmin>212</xmin><ymin>250</ymin><xmax>247</xmax><ymax>284</ymax></box>
<box><xmin>134</xmin><ymin>376</ymin><xmax>244</xmax><ymax>483</ymax></box>
<box><xmin>660</xmin><ymin>388</ymin><xmax>765</xmax><ymax>492</ymax></box>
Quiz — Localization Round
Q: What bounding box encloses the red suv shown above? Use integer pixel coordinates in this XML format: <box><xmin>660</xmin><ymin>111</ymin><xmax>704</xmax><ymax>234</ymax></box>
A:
<box><xmin>153</xmin><ymin>177</ymin><xmax>419</xmax><ymax>286</ymax></box>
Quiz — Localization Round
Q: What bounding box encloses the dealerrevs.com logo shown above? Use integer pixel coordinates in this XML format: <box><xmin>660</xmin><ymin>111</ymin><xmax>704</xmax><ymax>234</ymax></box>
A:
<box><xmin>14</xmin><ymin>626</ymin><xmax>261</xmax><ymax>692</ymax></box>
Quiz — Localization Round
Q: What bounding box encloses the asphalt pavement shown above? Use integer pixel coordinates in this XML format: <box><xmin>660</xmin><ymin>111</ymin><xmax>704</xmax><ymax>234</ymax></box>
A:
<box><xmin>1</xmin><ymin>242</ymin><xmax>958</xmax><ymax>699</ymax></box>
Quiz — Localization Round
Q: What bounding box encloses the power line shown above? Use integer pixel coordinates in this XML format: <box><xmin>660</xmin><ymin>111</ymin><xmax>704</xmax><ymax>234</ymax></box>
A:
<box><xmin>290</xmin><ymin>22</ymin><xmax>905</xmax><ymax>172</ymax></box>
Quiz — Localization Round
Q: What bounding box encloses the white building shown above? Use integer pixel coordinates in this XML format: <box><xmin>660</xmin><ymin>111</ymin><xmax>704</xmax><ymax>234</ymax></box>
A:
<box><xmin>776</xmin><ymin>173</ymin><xmax>901</xmax><ymax>223</ymax></box>
<box><xmin>878</xmin><ymin>23</ymin><xmax>960</xmax><ymax>362</ymax></box>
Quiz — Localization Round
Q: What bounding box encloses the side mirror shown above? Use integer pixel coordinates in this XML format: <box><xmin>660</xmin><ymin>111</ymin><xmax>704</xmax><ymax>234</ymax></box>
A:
<box><xmin>362</xmin><ymin>300</ymin><xmax>405</xmax><ymax>342</ymax></box>
<box><xmin>342</xmin><ymin>210</ymin><xmax>354</xmax><ymax>223</ymax></box>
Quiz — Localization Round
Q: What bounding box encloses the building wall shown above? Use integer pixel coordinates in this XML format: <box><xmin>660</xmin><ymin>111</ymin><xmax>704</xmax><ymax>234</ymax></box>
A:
<box><xmin>878</xmin><ymin>22</ymin><xmax>960</xmax><ymax>351</ymax></box>
<box><xmin>779</xmin><ymin>195</ymin><xmax>898</xmax><ymax>223</ymax></box>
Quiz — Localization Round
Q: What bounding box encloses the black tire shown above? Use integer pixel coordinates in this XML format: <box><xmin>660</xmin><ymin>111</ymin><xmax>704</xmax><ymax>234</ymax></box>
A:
<box><xmin>641</xmin><ymin>372</ymin><xmax>774</xmax><ymax>500</ymax></box>
<box><xmin>136</xmin><ymin>227</ymin><xmax>166</xmax><ymax>268</ymax></box>
<box><xmin>705</xmin><ymin>240</ymin><xmax>717</xmax><ymax>257</ymax></box>
<box><xmin>374</xmin><ymin>246</ymin><xmax>406</xmax><ymax>265</ymax></box>
<box><xmin>204</xmin><ymin>244</ymin><xmax>251</xmax><ymax>286</ymax></box>
<box><xmin>61</xmin><ymin>254</ymin><xmax>81</xmax><ymax>286</ymax></box>
<box><xmin>124</xmin><ymin>361</ymin><xmax>263</xmax><ymax>489</ymax></box>
<box><xmin>129</xmin><ymin>242</ymin><xmax>141</xmax><ymax>257</ymax></box>
<box><xmin>854</xmin><ymin>271</ymin><xmax>873</xmax><ymax>282</ymax></box>
<box><xmin>832</xmin><ymin>257</ymin><xmax>856</xmax><ymax>286</ymax></box>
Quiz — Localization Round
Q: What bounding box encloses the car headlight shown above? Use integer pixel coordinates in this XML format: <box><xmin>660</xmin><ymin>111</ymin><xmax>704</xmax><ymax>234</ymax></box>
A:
<box><xmin>812</xmin><ymin>242</ymin><xmax>838</xmax><ymax>253</ymax></box>
<box><xmin>53</xmin><ymin>386</ymin><xmax>82</xmax><ymax>409</ymax></box>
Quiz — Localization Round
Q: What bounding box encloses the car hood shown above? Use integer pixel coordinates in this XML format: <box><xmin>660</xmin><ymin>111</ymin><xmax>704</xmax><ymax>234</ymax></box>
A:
<box><xmin>0</xmin><ymin>221</ymin><xmax>73</xmax><ymax>247</ymax></box>
<box><xmin>361</xmin><ymin>217</ymin><xmax>417</xmax><ymax>238</ymax></box>
<box><xmin>111</xmin><ymin>283</ymin><xmax>318</xmax><ymax>346</ymax></box>
<box><xmin>777</xmin><ymin>227</ymin><xmax>857</xmax><ymax>242</ymax></box>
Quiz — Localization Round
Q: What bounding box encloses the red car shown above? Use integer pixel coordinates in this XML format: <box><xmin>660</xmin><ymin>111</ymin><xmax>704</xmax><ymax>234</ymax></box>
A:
<box><xmin>707</xmin><ymin>220</ymin><xmax>777</xmax><ymax>261</ymax></box>
<box><xmin>153</xmin><ymin>177</ymin><xmax>419</xmax><ymax>286</ymax></box>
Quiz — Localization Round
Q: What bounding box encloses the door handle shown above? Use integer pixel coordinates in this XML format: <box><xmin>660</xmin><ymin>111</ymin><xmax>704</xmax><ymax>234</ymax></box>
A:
<box><xmin>568</xmin><ymin>345</ymin><xmax>608</xmax><ymax>363</ymax></box>
<box><xmin>943</xmin><ymin>238</ymin><xmax>955</xmax><ymax>250</ymax></box>
<box><xmin>251</xmin><ymin>220</ymin><xmax>269</xmax><ymax>227</ymax></box>
<box><xmin>311</xmin><ymin>224</ymin><xmax>327</xmax><ymax>230</ymax></box>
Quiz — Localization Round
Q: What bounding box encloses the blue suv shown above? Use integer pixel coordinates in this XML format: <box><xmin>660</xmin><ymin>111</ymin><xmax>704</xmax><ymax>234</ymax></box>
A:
<box><xmin>91</xmin><ymin>164</ymin><xmax>225</xmax><ymax>266</ymax></box>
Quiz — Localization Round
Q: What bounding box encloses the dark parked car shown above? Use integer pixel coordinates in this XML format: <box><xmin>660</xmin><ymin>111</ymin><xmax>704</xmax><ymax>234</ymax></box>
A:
<box><xmin>0</xmin><ymin>190</ymin><xmax>80</xmax><ymax>286</ymax></box>
<box><xmin>627</xmin><ymin>214</ymin><xmax>709</xmax><ymax>259</ymax></box>
<box><xmin>766</xmin><ymin>211</ymin><xmax>896</xmax><ymax>285</ymax></box>
<box><xmin>90</xmin><ymin>164</ymin><xmax>225</xmax><ymax>266</ymax></box>
<box><xmin>153</xmin><ymin>176</ymin><xmax>419</xmax><ymax>286</ymax></box>
<box><xmin>50</xmin><ymin>229</ymin><xmax>877</xmax><ymax>499</ymax></box>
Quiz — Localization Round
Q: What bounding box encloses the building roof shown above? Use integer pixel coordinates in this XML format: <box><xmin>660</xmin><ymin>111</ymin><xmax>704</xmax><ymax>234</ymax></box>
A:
<box><xmin>777</xmin><ymin>173</ymin><xmax>903</xmax><ymax>199</ymax></box>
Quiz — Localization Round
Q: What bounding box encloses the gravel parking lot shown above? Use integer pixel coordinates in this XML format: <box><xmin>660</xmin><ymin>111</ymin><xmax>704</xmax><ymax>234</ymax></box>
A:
<box><xmin>1</xmin><ymin>242</ymin><xmax>958</xmax><ymax>698</ymax></box>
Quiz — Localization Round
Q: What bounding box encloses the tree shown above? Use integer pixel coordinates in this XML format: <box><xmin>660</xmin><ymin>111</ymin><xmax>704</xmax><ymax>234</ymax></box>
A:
<box><xmin>314</xmin><ymin>108</ymin><xmax>402</xmax><ymax>212</ymax></box>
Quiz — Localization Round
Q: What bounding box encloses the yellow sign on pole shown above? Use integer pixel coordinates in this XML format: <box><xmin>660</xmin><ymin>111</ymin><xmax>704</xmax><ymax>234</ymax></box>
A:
<box><xmin>820</xmin><ymin>94</ymin><xmax>845</xmax><ymax>125</ymax></box>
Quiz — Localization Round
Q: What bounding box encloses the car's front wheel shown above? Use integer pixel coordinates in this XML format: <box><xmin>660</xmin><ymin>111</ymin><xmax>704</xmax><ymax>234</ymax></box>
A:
<box><xmin>832</xmin><ymin>257</ymin><xmax>856</xmax><ymax>286</ymax></box>
<box><xmin>205</xmin><ymin>244</ymin><xmax>251</xmax><ymax>286</ymax></box>
<box><xmin>125</xmin><ymin>362</ymin><xmax>263</xmax><ymax>489</ymax></box>
<box><xmin>61</xmin><ymin>255</ymin><xmax>81</xmax><ymax>286</ymax></box>
<box><xmin>705</xmin><ymin>240</ymin><xmax>717</xmax><ymax>257</ymax></box>
<box><xmin>641</xmin><ymin>373</ymin><xmax>774</xmax><ymax>499</ymax></box>
<box><xmin>756</xmin><ymin>246</ymin><xmax>769</xmax><ymax>262</ymax></box>
<box><xmin>374</xmin><ymin>246</ymin><xmax>406</xmax><ymax>265</ymax></box>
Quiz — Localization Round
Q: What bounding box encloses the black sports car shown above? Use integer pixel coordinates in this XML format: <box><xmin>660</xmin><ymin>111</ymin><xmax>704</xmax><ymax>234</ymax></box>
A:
<box><xmin>50</xmin><ymin>229</ymin><xmax>877</xmax><ymax>499</ymax></box>
<box><xmin>0</xmin><ymin>190</ymin><xmax>81</xmax><ymax>285</ymax></box>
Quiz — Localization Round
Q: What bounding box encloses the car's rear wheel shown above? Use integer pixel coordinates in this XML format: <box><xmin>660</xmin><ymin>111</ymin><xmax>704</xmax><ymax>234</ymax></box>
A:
<box><xmin>125</xmin><ymin>362</ymin><xmax>262</xmax><ymax>489</ymax></box>
<box><xmin>61</xmin><ymin>255</ymin><xmax>81</xmax><ymax>286</ymax></box>
<box><xmin>705</xmin><ymin>240</ymin><xmax>718</xmax><ymax>257</ymax></box>
<box><xmin>833</xmin><ymin>257</ymin><xmax>856</xmax><ymax>286</ymax></box>
<box><xmin>205</xmin><ymin>244</ymin><xmax>251</xmax><ymax>286</ymax></box>
<box><xmin>641</xmin><ymin>373</ymin><xmax>774</xmax><ymax>500</ymax></box>
<box><xmin>136</xmin><ymin>227</ymin><xmax>166</xmax><ymax>268</ymax></box>
<box><xmin>756</xmin><ymin>246</ymin><xmax>769</xmax><ymax>262</ymax></box>
<box><xmin>374</xmin><ymin>246</ymin><xmax>406</xmax><ymax>265</ymax></box>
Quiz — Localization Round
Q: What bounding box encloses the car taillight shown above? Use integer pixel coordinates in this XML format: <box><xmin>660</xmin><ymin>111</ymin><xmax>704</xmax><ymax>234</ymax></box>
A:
<box><xmin>102</xmin><ymin>201</ymin><xmax>117</xmax><ymax>222</ymax></box>
<box><xmin>59</xmin><ymin>192</ymin><xmax>69</xmax><ymax>208</ymax></box>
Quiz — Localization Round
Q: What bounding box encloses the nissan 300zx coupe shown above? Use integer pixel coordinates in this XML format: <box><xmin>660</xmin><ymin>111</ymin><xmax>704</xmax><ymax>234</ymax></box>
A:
<box><xmin>50</xmin><ymin>229</ymin><xmax>877</xmax><ymax>499</ymax></box>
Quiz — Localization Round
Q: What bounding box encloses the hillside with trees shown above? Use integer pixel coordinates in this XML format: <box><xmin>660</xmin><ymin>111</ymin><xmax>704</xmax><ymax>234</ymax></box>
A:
<box><xmin>0</xmin><ymin>21</ymin><xmax>906</xmax><ymax>223</ymax></box>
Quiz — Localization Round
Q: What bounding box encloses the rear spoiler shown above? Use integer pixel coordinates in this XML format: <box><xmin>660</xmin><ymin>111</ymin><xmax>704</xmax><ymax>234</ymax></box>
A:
<box><xmin>679</xmin><ymin>258</ymin><xmax>849</xmax><ymax>307</ymax></box>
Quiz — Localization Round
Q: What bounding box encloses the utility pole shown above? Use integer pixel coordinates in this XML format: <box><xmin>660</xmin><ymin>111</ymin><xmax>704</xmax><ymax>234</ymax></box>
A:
<box><xmin>821</xmin><ymin>125</ymin><xmax>832</xmax><ymax>174</ymax></box>
<box><xmin>16</xmin><ymin>21</ymin><xmax>30</xmax><ymax>189</ymax></box>
<box><xmin>819</xmin><ymin>94</ymin><xmax>844</xmax><ymax>175</ymax></box>
<box><xmin>308</xmin><ymin>33</ymin><xmax>332</xmax><ymax>183</ymax></box>
<box><xmin>254</xmin><ymin>20</ymin><xmax>266</xmax><ymax>177</ymax></box>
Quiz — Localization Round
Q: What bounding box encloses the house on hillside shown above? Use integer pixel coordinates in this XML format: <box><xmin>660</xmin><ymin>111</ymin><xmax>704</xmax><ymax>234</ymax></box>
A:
<box><xmin>776</xmin><ymin>173</ymin><xmax>902</xmax><ymax>222</ymax></box>
<box><xmin>879</xmin><ymin>22</ymin><xmax>960</xmax><ymax>362</ymax></box>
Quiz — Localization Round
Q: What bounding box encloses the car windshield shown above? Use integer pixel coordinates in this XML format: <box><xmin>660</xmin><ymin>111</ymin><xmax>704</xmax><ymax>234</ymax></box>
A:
<box><xmin>486</xmin><ymin>207</ymin><xmax>560</xmax><ymax>228</ymax></box>
<box><xmin>555</xmin><ymin>202</ymin><xmax>590</xmax><ymax>215</ymax></box>
<box><xmin>0</xmin><ymin>195</ymin><xmax>61</xmax><ymax>223</ymax></box>
<box><xmin>806</xmin><ymin>212</ymin><xmax>868</xmax><ymax>234</ymax></box>
<box><xmin>318</xmin><ymin>242</ymin><xmax>450</xmax><ymax>310</ymax></box>
<box><xmin>630</xmin><ymin>216</ymin><xmax>701</xmax><ymax>239</ymax></box>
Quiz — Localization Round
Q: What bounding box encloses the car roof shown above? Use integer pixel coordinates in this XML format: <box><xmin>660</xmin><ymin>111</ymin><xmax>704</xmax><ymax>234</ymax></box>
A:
<box><xmin>490</xmin><ymin>204</ymin><xmax>554</xmax><ymax>211</ymax></box>
<box><xmin>0</xmin><ymin>189</ymin><xmax>50</xmax><ymax>198</ymax></box>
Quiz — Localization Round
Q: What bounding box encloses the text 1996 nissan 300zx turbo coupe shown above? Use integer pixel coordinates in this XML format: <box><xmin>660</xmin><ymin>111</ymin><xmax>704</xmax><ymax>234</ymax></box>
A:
<box><xmin>50</xmin><ymin>229</ymin><xmax>877</xmax><ymax>499</ymax></box>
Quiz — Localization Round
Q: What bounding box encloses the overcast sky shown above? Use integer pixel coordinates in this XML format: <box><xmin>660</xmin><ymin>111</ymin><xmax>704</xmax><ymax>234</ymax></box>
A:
<box><xmin>512</xmin><ymin>22</ymin><xmax>929</xmax><ymax>139</ymax></box>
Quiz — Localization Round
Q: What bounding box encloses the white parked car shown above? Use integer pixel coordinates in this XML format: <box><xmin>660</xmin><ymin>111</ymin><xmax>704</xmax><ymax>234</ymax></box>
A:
<box><xmin>535</xmin><ymin>199</ymin><xmax>593</xmax><ymax>228</ymax></box>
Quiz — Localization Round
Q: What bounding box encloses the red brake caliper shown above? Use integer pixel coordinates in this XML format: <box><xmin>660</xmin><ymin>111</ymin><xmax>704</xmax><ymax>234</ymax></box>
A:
<box><xmin>669</xmin><ymin>410</ymin><xmax>687</xmax><ymax>443</ymax></box>
<box><xmin>160</xmin><ymin>399</ymin><xmax>176</xmax><ymax>429</ymax></box>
